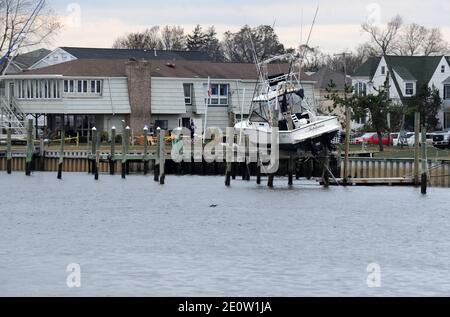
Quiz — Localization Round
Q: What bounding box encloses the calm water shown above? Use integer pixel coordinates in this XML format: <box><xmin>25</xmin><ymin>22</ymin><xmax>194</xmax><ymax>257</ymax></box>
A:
<box><xmin>0</xmin><ymin>172</ymin><xmax>450</xmax><ymax>297</ymax></box>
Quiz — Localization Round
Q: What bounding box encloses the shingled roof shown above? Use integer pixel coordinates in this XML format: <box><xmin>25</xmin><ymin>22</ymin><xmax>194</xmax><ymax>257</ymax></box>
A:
<box><xmin>15</xmin><ymin>59</ymin><xmax>315</xmax><ymax>81</ymax></box>
<box><xmin>60</xmin><ymin>47</ymin><xmax>211</xmax><ymax>61</ymax></box>
<box><xmin>308</xmin><ymin>67</ymin><xmax>352</xmax><ymax>90</ymax></box>
<box><xmin>353</xmin><ymin>57</ymin><xmax>381</xmax><ymax>79</ymax></box>
<box><xmin>13</xmin><ymin>48</ymin><xmax>51</xmax><ymax>69</ymax></box>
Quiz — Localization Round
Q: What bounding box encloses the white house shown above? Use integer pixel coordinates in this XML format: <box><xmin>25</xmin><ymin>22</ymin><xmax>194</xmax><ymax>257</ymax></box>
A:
<box><xmin>0</xmin><ymin>58</ymin><xmax>317</xmax><ymax>140</ymax></box>
<box><xmin>353</xmin><ymin>55</ymin><xmax>450</xmax><ymax>130</ymax></box>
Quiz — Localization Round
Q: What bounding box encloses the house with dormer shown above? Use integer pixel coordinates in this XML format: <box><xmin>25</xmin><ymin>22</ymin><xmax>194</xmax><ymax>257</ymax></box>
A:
<box><xmin>353</xmin><ymin>55</ymin><xmax>450</xmax><ymax>130</ymax></box>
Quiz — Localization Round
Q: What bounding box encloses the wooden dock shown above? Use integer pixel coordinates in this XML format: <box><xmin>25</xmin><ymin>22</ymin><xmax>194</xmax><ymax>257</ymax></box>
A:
<box><xmin>322</xmin><ymin>177</ymin><xmax>415</xmax><ymax>186</ymax></box>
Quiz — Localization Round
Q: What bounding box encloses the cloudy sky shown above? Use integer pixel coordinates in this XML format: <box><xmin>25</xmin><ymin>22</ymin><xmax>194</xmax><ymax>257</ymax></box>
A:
<box><xmin>48</xmin><ymin>0</ymin><xmax>450</xmax><ymax>53</ymax></box>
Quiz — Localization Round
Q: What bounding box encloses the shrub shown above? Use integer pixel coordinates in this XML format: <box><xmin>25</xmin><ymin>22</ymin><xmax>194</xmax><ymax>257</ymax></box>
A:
<box><xmin>100</xmin><ymin>131</ymin><xmax>109</xmax><ymax>143</ymax></box>
<box><xmin>115</xmin><ymin>134</ymin><xmax>123</xmax><ymax>144</ymax></box>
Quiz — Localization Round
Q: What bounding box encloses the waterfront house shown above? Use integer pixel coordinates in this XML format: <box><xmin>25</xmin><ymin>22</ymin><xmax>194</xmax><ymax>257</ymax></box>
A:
<box><xmin>0</xmin><ymin>58</ymin><xmax>316</xmax><ymax>140</ymax></box>
<box><xmin>353</xmin><ymin>56</ymin><xmax>450</xmax><ymax>130</ymax></box>
<box><xmin>308</xmin><ymin>67</ymin><xmax>353</xmax><ymax>127</ymax></box>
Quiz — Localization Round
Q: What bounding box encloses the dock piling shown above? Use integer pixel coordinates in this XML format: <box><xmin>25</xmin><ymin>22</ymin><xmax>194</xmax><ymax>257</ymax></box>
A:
<box><xmin>91</xmin><ymin>127</ymin><xmax>98</xmax><ymax>180</ymax></box>
<box><xmin>414</xmin><ymin>112</ymin><xmax>420</xmax><ymax>185</ymax></box>
<box><xmin>110</xmin><ymin>126</ymin><xmax>116</xmax><ymax>175</ymax></box>
<box><xmin>225</xmin><ymin>128</ymin><xmax>233</xmax><ymax>187</ymax></box>
<box><xmin>343</xmin><ymin>107</ymin><xmax>351</xmax><ymax>186</ymax></box>
<box><xmin>421</xmin><ymin>127</ymin><xmax>428</xmax><ymax>195</ymax></box>
<box><xmin>154</xmin><ymin>128</ymin><xmax>161</xmax><ymax>182</ymax></box>
<box><xmin>159</xmin><ymin>129</ymin><xmax>166</xmax><ymax>185</ymax></box>
<box><xmin>25</xmin><ymin>119</ymin><xmax>33</xmax><ymax>176</ymax></box>
<box><xmin>288</xmin><ymin>154</ymin><xmax>294</xmax><ymax>186</ymax></box>
<box><xmin>143</xmin><ymin>126</ymin><xmax>149</xmax><ymax>175</ymax></box>
<box><xmin>122</xmin><ymin>126</ymin><xmax>130</xmax><ymax>179</ymax></box>
<box><xmin>57</xmin><ymin>129</ymin><xmax>65</xmax><ymax>180</ymax></box>
<box><xmin>6</xmin><ymin>126</ymin><xmax>12</xmax><ymax>174</ymax></box>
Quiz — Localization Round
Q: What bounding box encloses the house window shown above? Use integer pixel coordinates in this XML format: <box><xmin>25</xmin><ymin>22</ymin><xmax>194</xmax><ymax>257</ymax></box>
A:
<box><xmin>16</xmin><ymin>79</ymin><xmax>60</xmax><ymax>99</ymax></box>
<box><xmin>405</xmin><ymin>83</ymin><xmax>414</xmax><ymax>96</ymax></box>
<box><xmin>155</xmin><ymin>120</ymin><xmax>169</xmax><ymax>130</ymax></box>
<box><xmin>208</xmin><ymin>84</ymin><xmax>229</xmax><ymax>106</ymax></box>
<box><xmin>63</xmin><ymin>79</ymin><xmax>103</xmax><ymax>95</ymax></box>
<box><xmin>442</xmin><ymin>65</ymin><xmax>446</xmax><ymax>73</ymax></box>
<box><xmin>183</xmin><ymin>83</ymin><xmax>193</xmax><ymax>105</ymax></box>
<box><xmin>444</xmin><ymin>85</ymin><xmax>450</xmax><ymax>100</ymax></box>
<box><xmin>381</xmin><ymin>66</ymin><xmax>386</xmax><ymax>75</ymax></box>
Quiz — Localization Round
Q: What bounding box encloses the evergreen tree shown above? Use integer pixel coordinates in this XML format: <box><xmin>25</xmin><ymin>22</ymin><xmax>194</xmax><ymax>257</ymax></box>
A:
<box><xmin>187</xmin><ymin>25</ymin><xmax>207</xmax><ymax>51</ymax></box>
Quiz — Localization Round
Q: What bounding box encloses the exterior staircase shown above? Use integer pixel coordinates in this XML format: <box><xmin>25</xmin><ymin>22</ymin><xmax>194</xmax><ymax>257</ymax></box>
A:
<box><xmin>0</xmin><ymin>96</ymin><xmax>27</xmax><ymax>140</ymax></box>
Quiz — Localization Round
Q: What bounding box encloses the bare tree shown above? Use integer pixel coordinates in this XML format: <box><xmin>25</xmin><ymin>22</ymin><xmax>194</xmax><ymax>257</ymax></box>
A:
<box><xmin>160</xmin><ymin>25</ymin><xmax>186</xmax><ymax>50</ymax></box>
<box><xmin>361</xmin><ymin>15</ymin><xmax>403</xmax><ymax>55</ymax></box>
<box><xmin>0</xmin><ymin>0</ymin><xmax>61</xmax><ymax>61</ymax></box>
<box><xmin>422</xmin><ymin>27</ymin><xmax>449</xmax><ymax>56</ymax></box>
<box><xmin>397</xmin><ymin>23</ymin><xmax>426</xmax><ymax>56</ymax></box>
<box><xmin>299</xmin><ymin>45</ymin><xmax>326</xmax><ymax>72</ymax></box>
<box><xmin>113</xmin><ymin>26</ymin><xmax>162</xmax><ymax>50</ymax></box>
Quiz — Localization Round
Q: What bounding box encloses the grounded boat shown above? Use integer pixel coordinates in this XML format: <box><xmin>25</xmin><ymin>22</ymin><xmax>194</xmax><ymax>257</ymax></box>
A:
<box><xmin>234</xmin><ymin>54</ymin><xmax>341</xmax><ymax>153</ymax></box>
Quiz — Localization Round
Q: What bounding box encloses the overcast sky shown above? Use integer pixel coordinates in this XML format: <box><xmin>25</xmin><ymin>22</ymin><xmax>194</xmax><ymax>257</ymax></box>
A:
<box><xmin>48</xmin><ymin>0</ymin><xmax>450</xmax><ymax>53</ymax></box>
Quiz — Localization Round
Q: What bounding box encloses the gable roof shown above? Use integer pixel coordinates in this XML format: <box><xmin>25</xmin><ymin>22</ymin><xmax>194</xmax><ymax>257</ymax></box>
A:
<box><xmin>13</xmin><ymin>48</ymin><xmax>52</xmax><ymax>69</ymax></box>
<box><xmin>11</xmin><ymin>59</ymin><xmax>315</xmax><ymax>81</ymax></box>
<box><xmin>391</xmin><ymin>66</ymin><xmax>416</xmax><ymax>81</ymax></box>
<box><xmin>59</xmin><ymin>47</ymin><xmax>211</xmax><ymax>61</ymax></box>
<box><xmin>384</xmin><ymin>55</ymin><xmax>442</xmax><ymax>86</ymax></box>
<box><xmin>353</xmin><ymin>57</ymin><xmax>381</xmax><ymax>79</ymax></box>
<box><xmin>308</xmin><ymin>67</ymin><xmax>352</xmax><ymax>90</ymax></box>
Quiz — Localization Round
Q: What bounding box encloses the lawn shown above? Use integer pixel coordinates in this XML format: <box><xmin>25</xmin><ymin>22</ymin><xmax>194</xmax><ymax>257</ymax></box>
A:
<box><xmin>348</xmin><ymin>144</ymin><xmax>450</xmax><ymax>160</ymax></box>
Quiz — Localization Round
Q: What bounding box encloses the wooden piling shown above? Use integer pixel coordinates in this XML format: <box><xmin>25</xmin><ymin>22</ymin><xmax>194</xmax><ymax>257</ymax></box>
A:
<box><xmin>268</xmin><ymin>110</ymin><xmax>279</xmax><ymax>188</ymax></box>
<box><xmin>39</xmin><ymin>138</ymin><xmax>45</xmax><ymax>171</ymax></box>
<box><xmin>159</xmin><ymin>129</ymin><xmax>166</xmax><ymax>185</ymax></box>
<box><xmin>322</xmin><ymin>147</ymin><xmax>330</xmax><ymax>188</ymax></box>
<box><xmin>244</xmin><ymin>135</ymin><xmax>250</xmax><ymax>181</ymax></box>
<box><xmin>6</xmin><ymin>126</ymin><xmax>12</xmax><ymax>174</ymax></box>
<box><xmin>225</xmin><ymin>127</ymin><xmax>233</xmax><ymax>187</ymax></box>
<box><xmin>154</xmin><ymin>128</ymin><xmax>161</xmax><ymax>182</ymax></box>
<box><xmin>25</xmin><ymin>119</ymin><xmax>33</xmax><ymax>176</ymax></box>
<box><xmin>91</xmin><ymin>128</ymin><xmax>98</xmax><ymax>180</ymax></box>
<box><xmin>421</xmin><ymin>128</ymin><xmax>427</xmax><ymax>195</ymax></box>
<box><xmin>343</xmin><ymin>107</ymin><xmax>351</xmax><ymax>186</ymax></box>
<box><xmin>110</xmin><ymin>126</ymin><xmax>116</xmax><ymax>175</ymax></box>
<box><xmin>143</xmin><ymin>126</ymin><xmax>149</xmax><ymax>175</ymax></box>
<box><xmin>95</xmin><ymin>149</ymin><xmax>100</xmax><ymax>181</ymax></box>
<box><xmin>122</xmin><ymin>126</ymin><xmax>130</xmax><ymax>179</ymax></box>
<box><xmin>414</xmin><ymin>112</ymin><xmax>420</xmax><ymax>185</ymax></box>
<box><xmin>288</xmin><ymin>154</ymin><xmax>294</xmax><ymax>186</ymax></box>
<box><xmin>57</xmin><ymin>129</ymin><xmax>65</xmax><ymax>180</ymax></box>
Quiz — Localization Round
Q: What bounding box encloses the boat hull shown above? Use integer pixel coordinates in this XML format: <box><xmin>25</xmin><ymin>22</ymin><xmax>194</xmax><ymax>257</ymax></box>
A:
<box><xmin>236</xmin><ymin>116</ymin><xmax>341</xmax><ymax>151</ymax></box>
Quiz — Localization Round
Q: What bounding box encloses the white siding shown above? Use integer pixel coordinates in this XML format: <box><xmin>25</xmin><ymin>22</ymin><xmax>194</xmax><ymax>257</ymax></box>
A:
<box><xmin>9</xmin><ymin>77</ymin><xmax>130</xmax><ymax>114</ymax></box>
<box><xmin>151</xmin><ymin>78</ymin><xmax>187</xmax><ymax>114</ymax></box>
<box><xmin>428</xmin><ymin>56</ymin><xmax>450</xmax><ymax>99</ymax></box>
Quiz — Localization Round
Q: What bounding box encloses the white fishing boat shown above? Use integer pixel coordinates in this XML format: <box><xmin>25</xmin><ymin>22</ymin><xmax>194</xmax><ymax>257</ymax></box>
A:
<box><xmin>234</xmin><ymin>54</ymin><xmax>341</xmax><ymax>152</ymax></box>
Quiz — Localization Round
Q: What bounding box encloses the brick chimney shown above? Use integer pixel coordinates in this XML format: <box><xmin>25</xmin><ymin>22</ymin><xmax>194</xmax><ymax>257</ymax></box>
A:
<box><xmin>125</xmin><ymin>59</ymin><xmax>152</xmax><ymax>135</ymax></box>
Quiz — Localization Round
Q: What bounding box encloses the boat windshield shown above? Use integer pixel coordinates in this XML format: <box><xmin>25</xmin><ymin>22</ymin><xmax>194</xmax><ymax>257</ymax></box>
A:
<box><xmin>249</xmin><ymin>101</ymin><xmax>270</xmax><ymax>123</ymax></box>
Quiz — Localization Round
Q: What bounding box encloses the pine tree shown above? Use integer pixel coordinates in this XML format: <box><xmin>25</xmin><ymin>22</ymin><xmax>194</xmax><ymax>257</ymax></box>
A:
<box><xmin>187</xmin><ymin>25</ymin><xmax>207</xmax><ymax>51</ymax></box>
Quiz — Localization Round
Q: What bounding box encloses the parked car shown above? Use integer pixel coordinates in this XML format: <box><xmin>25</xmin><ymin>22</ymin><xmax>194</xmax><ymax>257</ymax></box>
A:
<box><xmin>432</xmin><ymin>129</ymin><xmax>450</xmax><ymax>149</ymax></box>
<box><xmin>354</xmin><ymin>133</ymin><xmax>377</xmax><ymax>145</ymax></box>
<box><xmin>393</xmin><ymin>132</ymin><xmax>414</xmax><ymax>147</ymax></box>
<box><xmin>408</xmin><ymin>133</ymin><xmax>436</xmax><ymax>146</ymax></box>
